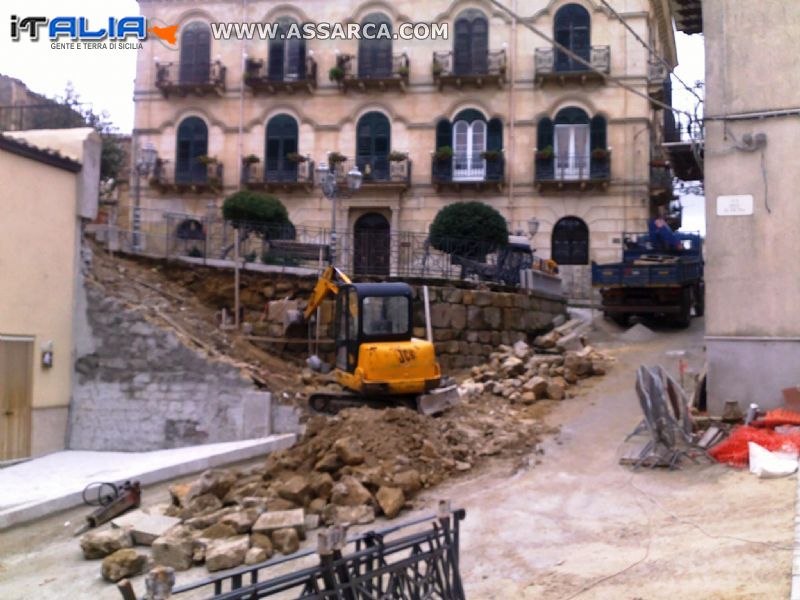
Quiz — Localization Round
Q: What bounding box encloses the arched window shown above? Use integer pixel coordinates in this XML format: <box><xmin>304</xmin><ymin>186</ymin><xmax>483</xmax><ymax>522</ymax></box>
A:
<box><xmin>453</xmin><ymin>9</ymin><xmax>488</xmax><ymax>76</ymax></box>
<box><xmin>268</xmin><ymin>17</ymin><xmax>306</xmax><ymax>81</ymax></box>
<box><xmin>179</xmin><ymin>22</ymin><xmax>211</xmax><ymax>84</ymax></box>
<box><xmin>175</xmin><ymin>117</ymin><xmax>208</xmax><ymax>183</ymax></box>
<box><xmin>554</xmin><ymin>4</ymin><xmax>590</xmax><ymax>72</ymax></box>
<box><xmin>356</xmin><ymin>112</ymin><xmax>391</xmax><ymax>180</ymax></box>
<box><xmin>359</xmin><ymin>13</ymin><xmax>393</xmax><ymax>78</ymax></box>
<box><xmin>552</xmin><ymin>217</ymin><xmax>589</xmax><ymax>265</ymax></box>
<box><xmin>176</xmin><ymin>219</ymin><xmax>206</xmax><ymax>240</ymax></box>
<box><xmin>265</xmin><ymin>114</ymin><xmax>299</xmax><ymax>181</ymax></box>
<box><xmin>554</xmin><ymin>107</ymin><xmax>590</xmax><ymax>179</ymax></box>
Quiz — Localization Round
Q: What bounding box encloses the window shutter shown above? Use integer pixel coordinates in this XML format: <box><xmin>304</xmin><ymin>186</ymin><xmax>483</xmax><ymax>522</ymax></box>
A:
<box><xmin>436</xmin><ymin>119</ymin><xmax>452</xmax><ymax>149</ymax></box>
<box><xmin>590</xmin><ymin>115</ymin><xmax>607</xmax><ymax>149</ymax></box>
<box><xmin>268</xmin><ymin>37</ymin><xmax>285</xmax><ymax>80</ymax></box>
<box><xmin>537</xmin><ymin>118</ymin><xmax>554</xmax><ymax>149</ymax></box>
<box><xmin>487</xmin><ymin>118</ymin><xmax>503</xmax><ymax>151</ymax></box>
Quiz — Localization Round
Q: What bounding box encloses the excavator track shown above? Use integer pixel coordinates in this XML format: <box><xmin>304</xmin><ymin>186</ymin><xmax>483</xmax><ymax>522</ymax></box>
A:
<box><xmin>308</xmin><ymin>392</ymin><xmax>417</xmax><ymax>415</ymax></box>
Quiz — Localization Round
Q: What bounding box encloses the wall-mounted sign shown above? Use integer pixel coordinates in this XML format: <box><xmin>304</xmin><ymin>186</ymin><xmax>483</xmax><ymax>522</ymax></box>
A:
<box><xmin>716</xmin><ymin>194</ymin><xmax>754</xmax><ymax>216</ymax></box>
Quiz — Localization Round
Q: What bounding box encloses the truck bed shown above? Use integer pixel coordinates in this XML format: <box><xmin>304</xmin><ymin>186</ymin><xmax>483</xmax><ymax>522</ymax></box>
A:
<box><xmin>592</xmin><ymin>258</ymin><xmax>702</xmax><ymax>287</ymax></box>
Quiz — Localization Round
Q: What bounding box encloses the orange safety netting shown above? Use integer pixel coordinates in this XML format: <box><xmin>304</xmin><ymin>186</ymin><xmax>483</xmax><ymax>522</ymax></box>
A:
<box><xmin>708</xmin><ymin>425</ymin><xmax>800</xmax><ymax>468</ymax></box>
<box><xmin>751</xmin><ymin>408</ymin><xmax>800</xmax><ymax>428</ymax></box>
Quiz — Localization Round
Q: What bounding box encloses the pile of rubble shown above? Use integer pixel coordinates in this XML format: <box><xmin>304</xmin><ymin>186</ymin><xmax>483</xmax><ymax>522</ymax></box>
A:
<box><xmin>459</xmin><ymin>318</ymin><xmax>613</xmax><ymax>404</ymax></box>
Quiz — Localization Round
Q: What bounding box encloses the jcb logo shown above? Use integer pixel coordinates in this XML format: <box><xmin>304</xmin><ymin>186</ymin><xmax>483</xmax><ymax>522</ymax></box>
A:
<box><xmin>395</xmin><ymin>349</ymin><xmax>416</xmax><ymax>364</ymax></box>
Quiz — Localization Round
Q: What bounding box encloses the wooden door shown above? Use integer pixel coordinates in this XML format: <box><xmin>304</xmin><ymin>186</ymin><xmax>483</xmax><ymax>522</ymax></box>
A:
<box><xmin>354</xmin><ymin>213</ymin><xmax>391</xmax><ymax>276</ymax></box>
<box><xmin>0</xmin><ymin>337</ymin><xmax>33</xmax><ymax>460</ymax></box>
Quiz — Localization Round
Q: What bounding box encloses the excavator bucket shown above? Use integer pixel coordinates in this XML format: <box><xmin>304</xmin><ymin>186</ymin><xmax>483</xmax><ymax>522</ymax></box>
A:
<box><xmin>417</xmin><ymin>384</ymin><xmax>461</xmax><ymax>416</ymax></box>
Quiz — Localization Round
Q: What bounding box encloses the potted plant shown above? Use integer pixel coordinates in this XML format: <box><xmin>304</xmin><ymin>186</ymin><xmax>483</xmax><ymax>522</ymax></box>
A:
<box><xmin>286</xmin><ymin>152</ymin><xmax>307</xmax><ymax>163</ymax></box>
<box><xmin>329</xmin><ymin>66</ymin><xmax>345</xmax><ymax>82</ymax></box>
<box><xmin>328</xmin><ymin>151</ymin><xmax>347</xmax><ymax>165</ymax></box>
<box><xmin>243</xmin><ymin>154</ymin><xmax>260</xmax><ymax>165</ymax></box>
<box><xmin>432</xmin><ymin>62</ymin><xmax>443</xmax><ymax>77</ymax></box>
<box><xmin>591</xmin><ymin>148</ymin><xmax>609</xmax><ymax>160</ymax></box>
<box><xmin>434</xmin><ymin>146</ymin><xmax>453</xmax><ymax>161</ymax></box>
<box><xmin>650</xmin><ymin>158</ymin><xmax>668</xmax><ymax>167</ymax></box>
<box><xmin>536</xmin><ymin>145</ymin><xmax>554</xmax><ymax>160</ymax></box>
<box><xmin>388</xmin><ymin>151</ymin><xmax>408</xmax><ymax>162</ymax></box>
<box><xmin>397</xmin><ymin>65</ymin><xmax>409</xmax><ymax>78</ymax></box>
<box><xmin>480</xmin><ymin>150</ymin><xmax>501</xmax><ymax>161</ymax></box>
<box><xmin>196</xmin><ymin>155</ymin><xmax>218</xmax><ymax>165</ymax></box>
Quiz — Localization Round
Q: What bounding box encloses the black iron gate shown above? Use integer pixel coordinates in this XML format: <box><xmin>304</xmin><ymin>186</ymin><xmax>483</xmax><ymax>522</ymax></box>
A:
<box><xmin>158</xmin><ymin>504</ymin><xmax>465</xmax><ymax>600</ymax></box>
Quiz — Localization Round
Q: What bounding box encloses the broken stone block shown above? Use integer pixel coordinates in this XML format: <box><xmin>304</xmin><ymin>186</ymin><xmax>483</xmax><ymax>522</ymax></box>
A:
<box><xmin>186</xmin><ymin>493</ymin><xmax>223</xmax><ymax>517</ymax></box>
<box><xmin>192</xmin><ymin>469</ymin><xmax>238</xmax><ymax>501</ymax></box>
<box><xmin>145</xmin><ymin>566</ymin><xmax>175</xmax><ymax>600</ymax></box>
<box><xmin>304</xmin><ymin>514</ymin><xmax>320</xmax><ymax>531</ymax></box>
<box><xmin>556</xmin><ymin>332</ymin><xmax>583</xmax><ymax>352</ymax></box>
<box><xmin>501</xmin><ymin>356</ymin><xmax>525</xmax><ymax>376</ymax></box>
<box><xmin>277</xmin><ymin>475</ymin><xmax>311</xmax><ymax>505</ymax></box>
<box><xmin>245</xmin><ymin>546</ymin><xmax>269</xmax><ymax>566</ymax></box>
<box><xmin>250</xmin><ymin>533</ymin><xmax>274</xmax><ymax>556</ymax></box>
<box><xmin>265</xmin><ymin>498</ymin><xmax>298</xmax><ymax>512</ymax></box>
<box><xmin>219</xmin><ymin>509</ymin><xmax>259</xmax><ymax>534</ymax></box>
<box><xmin>307</xmin><ymin>498</ymin><xmax>327</xmax><ymax>515</ymax></box>
<box><xmin>334</xmin><ymin>436</ymin><xmax>365</xmax><ymax>466</ymax></box>
<box><xmin>314</xmin><ymin>451</ymin><xmax>343</xmax><ymax>472</ymax></box>
<box><xmin>199</xmin><ymin>522</ymin><xmax>238</xmax><ymax>539</ymax></box>
<box><xmin>392</xmin><ymin>470</ymin><xmax>422</xmax><ymax>495</ymax></box>
<box><xmin>521</xmin><ymin>391</ymin><xmax>537</xmax><ymax>404</ymax></box>
<box><xmin>206</xmin><ymin>535</ymin><xmax>250</xmax><ymax>572</ymax></box>
<box><xmin>183</xmin><ymin>507</ymin><xmax>236</xmax><ymax>530</ymax></box>
<box><xmin>308</xmin><ymin>471</ymin><xmax>334</xmax><ymax>500</ymax></box>
<box><xmin>522</xmin><ymin>376</ymin><xmax>549</xmax><ymax>397</ymax></box>
<box><xmin>80</xmin><ymin>527</ymin><xmax>133</xmax><ymax>559</ymax></box>
<box><xmin>271</xmin><ymin>528</ymin><xmax>300</xmax><ymax>555</ymax></box>
<box><xmin>169</xmin><ymin>483</ymin><xmax>192</xmax><ymax>507</ymax></box>
<box><xmin>533</xmin><ymin>330</ymin><xmax>560</xmax><ymax>349</ymax></box>
<box><xmin>564</xmin><ymin>353</ymin><xmax>593</xmax><ymax>378</ymax></box>
<box><xmin>330</xmin><ymin>476</ymin><xmax>373</xmax><ymax>507</ymax></box>
<box><xmin>547</xmin><ymin>378</ymin><xmax>567</xmax><ymax>401</ymax></box>
<box><xmin>512</xmin><ymin>340</ymin><xmax>531</xmax><ymax>359</ymax></box>
<box><xmin>130</xmin><ymin>514</ymin><xmax>182</xmax><ymax>546</ymax></box>
<box><xmin>375</xmin><ymin>487</ymin><xmax>405</xmax><ymax>519</ymax></box>
<box><xmin>151</xmin><ymin>533</ymin><xmax>194</xmax><ymax>571</ymax></box>
<box><xmin>101</xmin><ymin>548</ymin><xmax>146</xmax><ymax>583</ymax></box>
<box><xmin>322</xmin><ymin>504</ymin><xmax>376</xmax><ymax>527</ymax></box>
<box><xmin>252</xmin><ymin>509</ymin><xmax>305</xmax><ymax>537</ymax></box>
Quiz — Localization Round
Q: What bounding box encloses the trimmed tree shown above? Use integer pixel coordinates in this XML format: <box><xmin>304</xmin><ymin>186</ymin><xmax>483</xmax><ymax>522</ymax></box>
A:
<box><xmin>429</xmin><ymin>201</ymin><xmax>509</xmax><ymax>261</ymax></box>
<box><xmin>222</xmin><ymin>191</ymin><xmax>294</xmax><ymax>240</ymax></box>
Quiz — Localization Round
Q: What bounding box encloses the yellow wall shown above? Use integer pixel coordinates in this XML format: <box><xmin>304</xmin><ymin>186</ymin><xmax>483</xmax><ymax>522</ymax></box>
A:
<box><xmin>0</xmin><ymin>150</ymin><xmax>79</xmax><ymax>412</ymax></box>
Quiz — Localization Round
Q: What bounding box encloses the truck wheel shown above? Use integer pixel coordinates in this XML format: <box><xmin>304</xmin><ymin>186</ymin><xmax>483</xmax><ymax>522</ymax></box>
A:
<box><xmin>694</xmin><ymin>283</ymin><xmax>705</xmax><ymax>317</ymax></box>
<box><xmin>675</xmin><ymin>288</ymin><xmax>692</xmax><ymax>328</ymax></box>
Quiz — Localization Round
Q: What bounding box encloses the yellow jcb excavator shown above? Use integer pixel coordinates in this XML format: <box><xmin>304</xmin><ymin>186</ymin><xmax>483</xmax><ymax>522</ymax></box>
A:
<box><xmin>303</xmin><ymin>266</ymin><xmax>459</xmax><ymax>415</ymax></box>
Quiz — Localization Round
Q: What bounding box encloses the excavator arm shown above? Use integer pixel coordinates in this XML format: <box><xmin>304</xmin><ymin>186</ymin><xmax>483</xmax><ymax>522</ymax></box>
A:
<box><xmin>304</xmin><ymin>265</ymin><xmax>352</xmax><ymax>320</ymax></box>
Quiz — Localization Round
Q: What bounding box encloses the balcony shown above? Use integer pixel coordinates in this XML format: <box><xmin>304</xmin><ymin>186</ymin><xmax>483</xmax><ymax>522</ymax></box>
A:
<box><xmin>243</xmin><ymin>57</ymin><xmax>317</xmax><ymax>94</ymax></box>
<box><xmin>431</xmin><ymin>154</ymin><xmax>505</xmax><ymax>191</ymax></box>
<box><xmin>241</xmin><ymin>157</ymin><xmax>315</xmax><ymax>192</ymax></box>
<box><xmin>331</xmin><ymin>53</ymin><xmax>409</xmax><ymax>92</ymax></box>
<box><xmin>534</xmin><ymin>46</ymin><xmax>609</xmax><ymax>86</ymax></box>
<box><xmin>534</xmin><ymin>151</ymin><xmax>610</xmax><ymax>192</ymax></box>
<box><xmin>150</xmin><ymin>159</ymin><xmax>224</xmax><ymax>194</ymax></box>
<box><xmin>155</xmin><ymin>61</ymin><xmax>226</xmax><ymax>97</ymax></box>
<box><xmin>331</xmin><ymin>157</ymin><xmax>412</xmax><ymax>190</ymax></box>
<box><xmin>648</xmin><ymin>60</ymin><xmax>670</xmax><ymax>107</ymax></box>
<box><xmin>432</xmin><ymin>50</ymin><xmax>506</xmax><ymax>90</ymax></box>
<box><xmin>649</xmin><ymin>161</ymin><xmax>674</xmax><ymax>203</ymax></box>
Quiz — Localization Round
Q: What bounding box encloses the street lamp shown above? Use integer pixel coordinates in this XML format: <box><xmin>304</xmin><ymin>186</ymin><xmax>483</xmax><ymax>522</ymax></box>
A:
<box><xmin>316</xmin><ymin>157</ymin><xmax>362</xmax><ymax>265</ymax></box>
<box><xmin>132</xmin><ymin>141</ymin><xmax>158</xmax><ymax>251</ymax></box>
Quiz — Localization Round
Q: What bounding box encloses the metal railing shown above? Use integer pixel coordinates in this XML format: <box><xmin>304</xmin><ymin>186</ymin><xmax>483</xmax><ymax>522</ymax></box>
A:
<box><xmin>151</xmin><ymin>160</ymin><xmax>224</xmax><ymax>190</ymax></box>
<box><xmin>244</xmin><ymin>56</ymin><xmax>318</xmax><ymax>89</ymax></box>
<box><xmin>648</xmin><ymin>60</ymin><xmax>669</xmax><ymax>84</ymax></box>
<box><xmin>0</xmin><ymin>103</ymin><xmax>87</xmax><ymax>132</ymax></box>
<box><xmin>432</xmin><ymin>49</ymin><xmax>507</xmax><ymax>79</ymax></box>
<box><xmin>332</xmin><ymin>157</ymin><xmax>411</xmax><ymax>184</ymax></box>
<box><xmin>155</xmin><ymin>60</ymin><xmax>226</xmax><ymax>93</ymax></box>
<box><xmin>336</xmin><ymin>52</ymin><xmax>409</xmax><ymax>81</ymax></box>
<box><xmin>156</xmin><ymin>506</ymin><xmax>465</xmax><ymax>600</ymax></box>
<box><xmin>534</xmin><ymin>46</ymin><xmax>610</xmax><ymax>76</ymax></box>
<box><xmin>535</xmin><ymin>152</ymin><xmax>611</xmax><ymax>182</ymax></box>
<box><xmin>241</xmin><ymin>157</ymin><xmax>315</xmax><ymax>186</ymax></box>
<box><xmin>650</xmin><ymin>164</ymin><xmax>673</xmax><ymax>191</ymax></box>
<box><xmin>432</xmin><ymin>154</ymin><xmax>505</xmax><ymax>184</ymax></box>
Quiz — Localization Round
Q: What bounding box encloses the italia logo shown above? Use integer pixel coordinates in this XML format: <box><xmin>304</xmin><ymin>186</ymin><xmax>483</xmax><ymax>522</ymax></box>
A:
<box><xmin>10</xmin><ymin>15</ymin><xmax>180</xmax><ymax>48</ymax></box>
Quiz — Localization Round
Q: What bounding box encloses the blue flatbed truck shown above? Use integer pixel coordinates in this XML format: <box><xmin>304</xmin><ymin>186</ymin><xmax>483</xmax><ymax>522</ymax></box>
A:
<box><xmin>591</xmin><ymin>224</ymin><xmax>704</xmax><ymax>328</ymax></box>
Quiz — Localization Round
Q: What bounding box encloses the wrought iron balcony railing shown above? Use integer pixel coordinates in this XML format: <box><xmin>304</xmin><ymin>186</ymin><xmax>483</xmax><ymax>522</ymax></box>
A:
<box><xmin>330</xmin><ymin>157</ymin><xmax>412</xmax><ymax>187</ymax></box>
<box><xmin>432</xmin><ymin>49</ymin><xmax>507</xmax><ymax>89</ymax></box>
<box><xmin>241</xmin><ymin>157</ymin><xmax>315</xmax><ymax>191</ymax></box>
<box><xmin>333</xmin><ymin>53</ymin><xmax>409</xmax><ymax>91</ymax></box>
<box><xmin>534</xmin><ymin>46</ymin><xmax>609</xmax><ymax>84</ymax></box>
<box><xmin>150</xmin><ymin>159</ymin><xmax>223</xmax><ymax>193</ymax></box>
<box><xmin>534</xmin><ymin>152</ymin><xmax>610</xmax><ymax>191</ymax></box>
<box><xmin>155</xmin><ymin>61</ymin><xmax>226</xmax><ymax>97</ymax></box>
<box><xmin>432</xmin><ymin>154</ymin><xmax>505</xmax><ymax>190</ymax></box>
<box><xmin>244</xmin><ymin>56</ymin><xmax>317</xmax><ymax>94</ymax></box>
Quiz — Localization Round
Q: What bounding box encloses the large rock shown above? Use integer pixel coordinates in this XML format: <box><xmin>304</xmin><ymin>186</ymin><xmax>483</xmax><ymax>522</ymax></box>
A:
<box><xmin>556</xmin><ymin>332</ymin><xmax>583</xmax><ymax>352</ymax></box>
<box><xmin>184</xmin><ymin>507</ymin><xmax>236</xmax><ymax>530</ymax></box>
<box><xmin>192</xmin><ymin>469</ymin><xmax>238</xmax><ymax>501</ymax></box>
<box><xmin>314</xmin><ymin>451</ymin><xmax>343</xmax><ymax>472</ymax></box>
<box><xmin>309</xmin><ymin>471</ymin><xmax>334</xmax><ymax>500</ymax></box>
<box><xmin>245</xmin><ymin>546</ymin><xmax>269</xmax><ymax>566</ymax></box>
<box><xmin>80</xmin><ymin>527</ymin><xmax>133</xmax><ymax>559</ymax></box>
<box><xmin>307</xmin><ymin>498</ymin><xmax>327</xmax><ymax>515</ymax></box>
<box><xmin>101</xmin><ymin>548</ymin><xmax>147</xmax><ymax>583</ymax></box>
<box><xmin>145</xmin><ymin>566</ymin><xmax>175</xmax><ymax>600</ymax></box>
<box><xmin>206</xmin><ymin>535</ymin><xmax>250</xmax><ymax>572</ymax></box>
<box><xmin>271</xmin><ymin>528</ymin><xmax>300</xmax><ymax>555</ymax></box>
<box><xmin>277</xmin><ymin>475</ymin><xmax>311</xmax><ymax>505</ymax></box>
<box><xmin>250</xmin><ymin>532</ymin><xmax>274</xmax><ymax>556</ymax></box>
<box><xmin>252</xmin><ymin>509</ymin><xmax>305</xmax><ymax>536</ymax></box>
<box><xmin>199</xmin><ymin>522</ymin><xmax>238</xmax><ymax>539</ymax></box>
<box><xmin>169</xmin><ymin>483</ymin><xmax>192</xmax><ymax>507</ymax></box>
<box><xmin>334</xmin><ymin>437</ymin><xmax>365</xmax><ymax>466</ymax></box>
<box><xmin>533</xmin><ymin>330</ymin><xmax>560</xmax><ymax>349</ymax></box>
<box><xmin>522</xmin><ymin>376</ymin><xmax>549</xmax><ymax>397</ymax></box>
<box><xmin>375</xmin><ymin>487</ymin><xmax>405</xmax><ymax>519</ymax></box>
<box><xmin>130</xmin><ymin>514</ymin><xmax>182</xmax><ymax>546</ymax></box>
<box><xmin>322</xmin><ymin>504</ymin><xmax>376</xmax><ymax>527</ymax></box>
<box><xmin>501</xmin><ymin>356</ymin><xmax>525</xmax><ymax>376</ymax></box>
<box><xmin>392</xmin><ymin>470</ymin><xmax>422</xmax><ymax>495</ymax></box>
<box><xmin>186</xmin><ymin>493</ymin><xmax>223</xmax><ymax>517</ymax></box>
<box><xmin>512</xmin><ymin>340</ymin><xmax>531</xmax><ymax>359</ymax></box>
<box><xmin>330</xmin><ymin>476</ymin><xmax>373</xmax><ymax>507</ymax></box>
<box><xmin>547</xmin><ymin>378</ymin><xmax>567</xmax><ymax>401</ymax></box>
<box><xmin>219</xmin><ymin>509</ymin><xmax>260</xmax><ymax>534</ymax></box>
<box><xmin>151</xmin><ymin>532</ymin><xmax>194</xmax><ymax>571</ymax></box>
<box><xmin>564</xmin><ymin>353</ymin><xmax>593</xmax><ymax>378</ymax></box>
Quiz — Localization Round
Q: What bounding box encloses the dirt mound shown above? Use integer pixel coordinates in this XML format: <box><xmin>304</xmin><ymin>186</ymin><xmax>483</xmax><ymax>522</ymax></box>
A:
<box><xmin>619</xmin><ymin>323</ymin><xmax>656</xmax><ymax>343</ymax></box>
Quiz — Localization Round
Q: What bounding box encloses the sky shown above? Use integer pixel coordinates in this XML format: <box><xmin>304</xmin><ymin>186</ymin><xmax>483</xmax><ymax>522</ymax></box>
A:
<box><xmin>0</xmin><ymin>1</ymin><xmax>706</xmax><ymax>231</ymax></box>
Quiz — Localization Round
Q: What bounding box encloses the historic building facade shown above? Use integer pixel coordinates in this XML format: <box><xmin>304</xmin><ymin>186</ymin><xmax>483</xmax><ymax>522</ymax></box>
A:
<box><xmin>133</xmin><ymin>0</ymin><xmax>677</xmax><ymax>297</ymax></box>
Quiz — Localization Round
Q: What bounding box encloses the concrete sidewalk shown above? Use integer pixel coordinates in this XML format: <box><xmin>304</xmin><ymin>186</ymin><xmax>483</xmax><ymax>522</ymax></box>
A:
<box><xmin>0</xmin><ymin>434</ymin><xmax>295</xmax><ymax>530</ymax></box>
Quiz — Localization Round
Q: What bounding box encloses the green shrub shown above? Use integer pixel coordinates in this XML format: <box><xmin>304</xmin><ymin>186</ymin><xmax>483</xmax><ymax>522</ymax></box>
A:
<box><xmin>222</xmin><ymin>191</ymin><xmax>293</xmax><ymax>239</ymax></box>
<box><xmin>429</xmin><ymin>201</ymin><xmax>509</xmax><ymax>261</ymax></box>
<box><xmin>187</xmin><ymin>246</ymin><xmax>204</xmax><ymax>258</ymax></box>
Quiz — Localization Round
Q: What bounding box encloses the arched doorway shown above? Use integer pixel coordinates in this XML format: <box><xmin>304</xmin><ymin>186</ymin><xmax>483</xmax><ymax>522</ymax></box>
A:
<box><xmin>554</xmin><ymin>4</ymin><xmax>590</xmax><ymax>72</ymax></box>
<box><xmin>356</xmin><ymin>112</ymin><xmax>391</xmax><ymax>181</ymax></box>
<box><xmin>552</xmin><ymin>216</ymin><xmax>589</xmax><ymax>265</ymax></box>
<box><xmin>353</xmin><ymin>213</ymin><xmax>390</xmax><ymax>276</ymax></box>
<box><xmin>175</xmin><ymin>116</ymin><xmax>208</xmax><ymax>183</ymax></box>
<box><xmin>265</xmin><ymin>114</ymin><xmax>299</xmax><ymax>181</ymax></box>
<box><xmin>179</xmin><ymin>22</ymin><xmax>211</xmax><ymax>84</ymax></box>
